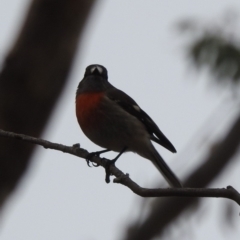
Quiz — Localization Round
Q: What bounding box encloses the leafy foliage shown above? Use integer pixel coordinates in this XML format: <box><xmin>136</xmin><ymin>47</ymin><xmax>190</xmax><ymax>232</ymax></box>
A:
<box><xmin>190</xmin><ymin>34</ymin><xmax>240</xmax><ymax>83</ymax></box>
<box><xmin>178</xmin><ymin>15</ymin><xmax>240</xmax><ymax>87</ymax></box>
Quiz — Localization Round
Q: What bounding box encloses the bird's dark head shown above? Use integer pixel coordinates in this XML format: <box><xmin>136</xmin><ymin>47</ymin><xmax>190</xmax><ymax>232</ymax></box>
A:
<box><xmin>84</xmin><ymin>64</ymin><xmax>108</xmax><ymax>79</ymax></box>
<box><xmin>77</xmin><ymin>64</ymin><xmax>111</xmax><ymax>95</ymax></box>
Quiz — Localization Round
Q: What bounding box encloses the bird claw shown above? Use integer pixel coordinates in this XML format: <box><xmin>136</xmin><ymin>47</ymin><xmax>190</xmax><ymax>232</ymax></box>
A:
<box><xmin>92</xmin><ymin>162</ymin><xmax>100</xmax><ymax>167</ymax></box>
<box><xmin>86</xmin><ymin>160</ymin><xmax>100</xmax><ymax>167</ymax></box>
<box><xmin>85</xmin><ymin>149</ymin><xmax>110</xmax><ymax>168</ymax></box>
<box><xmin>104</xmin><ymin>159</ymin><xmax>118</xmax><ymax>183</ymax></box>
<box><xmin>105</xmin><ymin>160</ymin><xmax>115</xmax><ymax>183</ymax></box>
<box><xmin>85</xmin><ymin>153</ymin><xmax>95</xmax><ymax>167</ymax></box>
<box><xmin>86</xmin><ymin>159</ymin><xmax>92</xmax><ymax>167</ymax></box>
<box><xmin>85</xmin><ymin>151</ymin><xmax>103</xmax><ymax>167</ymax></box>
<box><xmin>104</xmin><ymin>147</ymin><xmax>127</xmax><ymax>183</ymax></box>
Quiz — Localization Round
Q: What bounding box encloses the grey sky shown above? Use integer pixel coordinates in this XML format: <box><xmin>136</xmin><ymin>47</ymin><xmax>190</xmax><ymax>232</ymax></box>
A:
<box><xmin>0</xmin><ymin>1</ymin><xmax>240</xmax><ymax>240</ymax></box>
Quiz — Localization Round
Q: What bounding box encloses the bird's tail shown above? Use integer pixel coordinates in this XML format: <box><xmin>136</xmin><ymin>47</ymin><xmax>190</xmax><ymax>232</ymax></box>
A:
<box><xmin>150</xmin><ymin>147</ymin><xmax>182</xmax><ymax>188</ymax></box>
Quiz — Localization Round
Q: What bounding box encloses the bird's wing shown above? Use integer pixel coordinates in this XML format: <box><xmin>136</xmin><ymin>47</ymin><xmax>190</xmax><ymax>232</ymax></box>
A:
<box><xmin>105</xmin><ymin>88</ymin><xmax>176</xmax><ymax>153</ymax></box>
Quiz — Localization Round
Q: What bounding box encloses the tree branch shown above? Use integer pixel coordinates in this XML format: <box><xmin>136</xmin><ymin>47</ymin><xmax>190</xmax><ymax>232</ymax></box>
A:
<box><xmin>123</xmin><ymin>112</ymin><xmax>240</xmax><ymax>240</ymax></box>
<box><xmin>0</xmin><ymin>0</ymin><xmax>96</xmax><ymax>208</ymax></box>
<box><xmin>0</xmin><ymin>129</ymin><xmax>240</xmax><ymax>206</ymax></box>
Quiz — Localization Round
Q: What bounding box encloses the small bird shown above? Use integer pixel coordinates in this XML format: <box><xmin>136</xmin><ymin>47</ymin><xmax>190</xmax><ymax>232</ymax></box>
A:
<box><xmin>76</xmin><ymin>64</ymin><xmax>182</xmax><ymax>187</ymax></box>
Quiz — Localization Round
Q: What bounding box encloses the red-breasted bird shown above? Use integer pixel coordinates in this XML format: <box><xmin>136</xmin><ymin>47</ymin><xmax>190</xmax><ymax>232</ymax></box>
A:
<box><xmin>76</xmin><ymin>64</ymin><xmax>182</xmax><ymax>187</ymax></box>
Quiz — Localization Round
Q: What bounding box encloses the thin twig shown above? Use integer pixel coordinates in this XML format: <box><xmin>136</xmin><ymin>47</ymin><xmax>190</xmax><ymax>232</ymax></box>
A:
<box><xmin>0</xmin><ymin>129</ymin><xmax>240</xmax><ymax>205</ymax></box>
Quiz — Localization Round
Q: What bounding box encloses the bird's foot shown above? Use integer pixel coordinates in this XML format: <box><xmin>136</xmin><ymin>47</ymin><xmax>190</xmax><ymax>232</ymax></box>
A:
<box><xmin>104</xmin><ymin>159</ymin><xmax>118</xmax><ymax>183</ymax></box>
<box><xmin>86</xmin><ymin>149</ymin><xmax>110</xmax><ymax>167</ymax></box>
<box><xmin>104</xmin><ymin>147</ymin><xmax>127</xmax><ymax>183</ymax></box>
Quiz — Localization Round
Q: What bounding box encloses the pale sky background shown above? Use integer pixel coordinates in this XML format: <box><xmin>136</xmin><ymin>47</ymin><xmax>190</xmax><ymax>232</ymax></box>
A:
<box><xmin>0</xmin><ymin>1</ymin><xmax>240</xmax><ymax>240</ymax></box>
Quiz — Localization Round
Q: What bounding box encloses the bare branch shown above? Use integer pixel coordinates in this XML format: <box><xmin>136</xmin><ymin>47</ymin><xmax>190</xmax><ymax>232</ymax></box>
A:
<box><xmin>0</xmin><ymin>129</ymin><xmax>240</xmax><ymax>206</ymax></box>
<box><xmin>123</xmin><ymin>112</ymin><xmax>240</xmax><ymax>240</ymax></box>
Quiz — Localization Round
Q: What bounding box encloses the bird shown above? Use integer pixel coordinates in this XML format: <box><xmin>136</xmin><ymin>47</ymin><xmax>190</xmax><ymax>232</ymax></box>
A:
<box><xmin>75</xmin><ymin>64</ymin><xmax>182</xmax><ymax>187</ymax></box>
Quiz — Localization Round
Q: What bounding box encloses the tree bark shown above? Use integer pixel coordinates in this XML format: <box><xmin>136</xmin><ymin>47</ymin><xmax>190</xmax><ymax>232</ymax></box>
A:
<box><xmin>0</xmin><ymin>0</ymin><xmax>96</xmax><ymax>208</ymax></box>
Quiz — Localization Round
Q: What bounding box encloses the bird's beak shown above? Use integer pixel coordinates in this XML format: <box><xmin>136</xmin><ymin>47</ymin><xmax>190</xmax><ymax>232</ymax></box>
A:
<box><xmin>91</xmin><ymin>67</ymin><xmax>99</xmax><ymax>74</ymax></box>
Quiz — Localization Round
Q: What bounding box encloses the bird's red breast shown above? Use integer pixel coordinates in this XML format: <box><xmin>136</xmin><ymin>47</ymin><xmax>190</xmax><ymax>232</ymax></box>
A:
<box><xmin>76</xmin><ymin>92</ymin><xmax>105</xmax><ymax>130</ymax></box>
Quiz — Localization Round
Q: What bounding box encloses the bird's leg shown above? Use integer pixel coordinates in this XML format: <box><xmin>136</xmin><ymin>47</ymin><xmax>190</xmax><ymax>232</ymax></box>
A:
<box><xmin>86</xmin><ymin>149</ymin><xmax>111</xmax><ymax>167</ymax></box>
<box><xmin>105</xmin><ymin>147</ymin><xmax>128</xmax><ymax>183</ymax></box>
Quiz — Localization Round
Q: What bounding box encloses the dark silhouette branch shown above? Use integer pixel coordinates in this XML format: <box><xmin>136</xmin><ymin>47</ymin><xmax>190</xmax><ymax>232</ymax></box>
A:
<box><xmin>0</xmin><ymin>0</ymin><xmax>96</xmax><ymax>208</ymax></box>
<box><xmin>123</xmin><ymin>112</ymin><xmax>240</xmax><ymax>240</ymax></box>
<box><xmin>0</xmin><ymin>129</ymin><xmax>240</xmax><ymax>206</ymax></box>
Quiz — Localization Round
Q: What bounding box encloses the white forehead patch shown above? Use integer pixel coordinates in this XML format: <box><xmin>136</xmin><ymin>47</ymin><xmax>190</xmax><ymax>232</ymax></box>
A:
<box><xmin>97</xmin><ymin>66</ymin><xmax>103</xmax><ymax>73</ymax></box>
<box><xmin>90</xmin><ymin>67</ymin><xmax>96</xmax><ymax>73</ymax></box>
<box><xmin>90</xmin><ymin>66</ymin><xmax>103</xmax><ymax>74</ymax></box>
